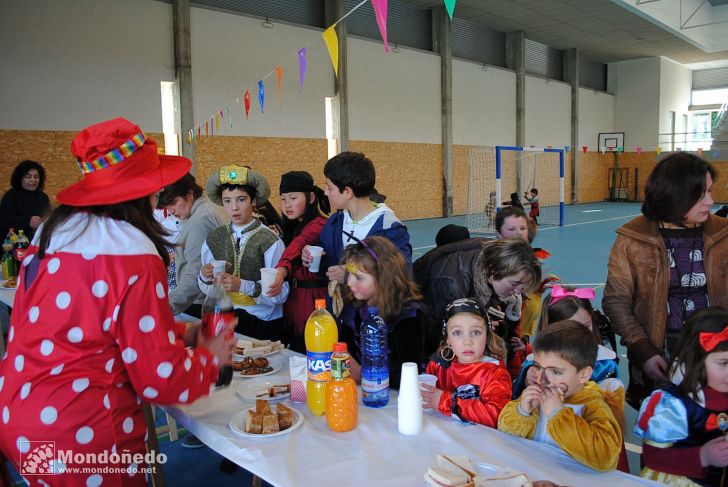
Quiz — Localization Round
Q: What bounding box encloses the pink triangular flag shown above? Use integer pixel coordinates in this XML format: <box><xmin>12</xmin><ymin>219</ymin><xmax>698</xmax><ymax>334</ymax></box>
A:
<box><xmin>371</xmin><ymin>0</ymin><xmax>389</xmax><ymax>52</ymax></box>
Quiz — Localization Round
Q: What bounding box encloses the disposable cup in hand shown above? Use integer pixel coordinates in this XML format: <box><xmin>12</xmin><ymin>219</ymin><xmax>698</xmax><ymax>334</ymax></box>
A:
<box><xmin>211</xmin><ymin>260</ymin><xmax>229</xmax><ymax>278</ymax></box>
<box><xmin>419</xmin><ymin>374</ymin><xmax>438</xmax><ymax>411</ymax></box>
<box><xmin>308</xmin><ymin>246</ymin><xmax>324</xmax><ymax>272</ymax></box>
<box><xmin>260</xmin><ymin>267</ymin><xmax>277</xmax><ymax>294</ymax></box>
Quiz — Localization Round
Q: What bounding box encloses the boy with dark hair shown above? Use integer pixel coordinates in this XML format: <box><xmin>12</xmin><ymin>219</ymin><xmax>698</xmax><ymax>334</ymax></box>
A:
<box><xmin>303</xmin><ymin>151</ymin><xmax>411</xmax><ymax>288</ymax></box>
<box><xmin>498</xmin><ymin>320</ymin><xmax>622</xmax><ymax>471</ymax></box>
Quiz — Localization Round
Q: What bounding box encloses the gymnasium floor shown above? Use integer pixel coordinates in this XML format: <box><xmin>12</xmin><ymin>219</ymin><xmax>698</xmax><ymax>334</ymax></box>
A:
<box><xmin>6</xmin><ymin>201</ymin><xmax>655</xmax><ymax>485</ymax></box>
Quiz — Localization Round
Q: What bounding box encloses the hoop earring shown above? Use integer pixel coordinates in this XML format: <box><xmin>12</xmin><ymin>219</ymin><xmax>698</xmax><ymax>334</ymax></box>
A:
<box><xmin>440</xmin><ymin>345</ymin><xmax>455</xmax><ymax>362</ymax></box>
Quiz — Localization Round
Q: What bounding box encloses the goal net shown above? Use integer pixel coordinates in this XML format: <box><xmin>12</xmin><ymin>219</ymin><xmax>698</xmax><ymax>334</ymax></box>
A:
<box><xmin>465</xmin><ymin>146</ymin><xmax>564</xmax><ymax>234</ymax></box>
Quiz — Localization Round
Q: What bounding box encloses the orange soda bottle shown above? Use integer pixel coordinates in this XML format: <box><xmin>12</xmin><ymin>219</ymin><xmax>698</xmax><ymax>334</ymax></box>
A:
<box><xmin>305</xmin><ymin>299</ymin><xmax>338</xmax><ymax>416</ymax></box>
<box><xmin>326</xmin><ymin>342</ymin><xmax>358</xmax><ymax>432</ymax></box>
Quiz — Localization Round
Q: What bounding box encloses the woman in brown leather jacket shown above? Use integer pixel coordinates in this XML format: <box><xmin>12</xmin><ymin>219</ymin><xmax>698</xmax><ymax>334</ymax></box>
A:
<box><xmin>603</xmin><ymin>153</ymin><xmax>728</xmax><ymax>407</ymax></box>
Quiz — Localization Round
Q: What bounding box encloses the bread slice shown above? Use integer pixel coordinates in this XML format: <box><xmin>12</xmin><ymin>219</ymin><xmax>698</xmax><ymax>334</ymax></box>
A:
<box><xmin>237</xmin><ymin>339</ymin><xmax>253</xmax><ymax>349</ymax></box>
<box><xmin>244</xmin><ymin>410</ymin><xmax>263</xmax><ymax>434</ymax></box>
<box><xmin>246</xmin><ymin>345</ymin><xmax>273</xmax><ymax>357</ymax></box>
<box><xmin>276</xmin><ymin>403</ymin><xmax>295</xmax><ymax>430</ymax></box>
<box><xmin>424</xmin><ymin>467</ymin><xmax>472</xmax><ymax>487</ymax></box>
<box><xmin>269</xmin><ymin>384</ymin><xmax>290</xmax><ymax>397</ymax></box>
<box><xmin>256</xmin><ymin>399</ymin><xmax>272</xmax><ymax>415</ymax></box>
<box><xmin>441</xmin><ymin>455</ymin><xmax>476</xmax><ymax>479</ymax></box>
<box><xmin>473</xmin><ymin>472</ymin><xmax>531</xmax><ymax>487</ymax></box>
<box><xmin>261</xmin><ymin>413</ymin><xmax>280</xmax><ymax>434</ymax></box>
<box><xmin>252</xmin><ymin>339</ymin><xmax>271</xmax><ymax>347</ymax></box>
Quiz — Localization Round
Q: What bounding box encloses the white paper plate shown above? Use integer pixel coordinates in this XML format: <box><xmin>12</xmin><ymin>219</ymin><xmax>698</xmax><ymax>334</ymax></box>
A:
<box><xmin>233</xmin><ymin>359</ymin><xmax>282</xmax><ymax>379</ymax></box>
<box><xmin>233</xmin><ymin>348</ymin><xmax>281</xmax><ymax>360</ymax></box>
<box><xmin>474</xmin><ymin>462</ymin><xmax>509</xmax><ymax>477</ymax></box>
<box><xmin>236</xmin><ymin>378</ymin><xmax>291</xmax><ymax>401</ymax></box>
<box><xmin>228</xmin><ymin>407</ymin><xmax>303</xmax><ymax>438</ymax></box>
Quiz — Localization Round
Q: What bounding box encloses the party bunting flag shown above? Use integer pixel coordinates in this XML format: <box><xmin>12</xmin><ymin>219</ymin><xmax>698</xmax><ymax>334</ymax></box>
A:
<box><xmin>582</xmin><ymin>146</ymin><xmax>588</xmax><ymax>154</ymax></box>
<box><xmin>322</xmin><ymin>26</ymin><xmax>339</xmax><ymax>78</ymax></box>
<box><xmin>298</xmin><ymin>48</ymin><xmax>307</xmax><ymax>92</ymax></box>
<box><xmin>258</xmin><ymin>81</ymin><xmax>265</xmax><ymax>113</ymax></box>
<box><xmin>197</xmin><ymin>125</ymin><xmax>201</xmax><ymax>139</ymax></box>
<box><xmin>546</xmin><ymin>145</ymin><xmax>552</xmax><ymax>149</ymax></box>
<box><xmin>371</xmin><ymin>0</ymin><xmax>389</xmax><ymax>52</ymax></box>
<box><xmin>714</xmin><ymin>150</ymin><xmax>719</xmax><ymax>157</ymax></box>
<box><xmin>617</xmin><ymin>146</ymin><xmax>623</xmax><ymax>152</ymax></box>
<box><xmin>698</xmin><ymin>147</ymin><xmax>703</xmax><ymax>155</ymax></box>
<box><xmin>636</xmin><ymin>146</ymin><xmax>642</xmax><ymax>154</ymax></box>
<box><xmin>564</xmin><ymin>145</ymin><xmax>570</xmax><ymax>152</ymax></box>
<box><xmin>244</xmin><ymin>90</ymin><xmax>251</xmax><ymax>119</ymax></box>
<box><xmin>227</xmin><ymin>104</ymin><xmax>232</xmax><ymax>127</ymax></box>
<box><xmin>656</xmin><ymin>146</ymin><xmax>662</xmax><ymax>155</ymax></box>
<box><xmin>275</xmin><ymin>66</ymin><xmax>283</xmax><ymax>104</ymax></box>
<box><xmin>210</xmin><ymin>115</ymin><xmax>214</xmax><ymax>136</ymax></box>
<box><xmin>444</xmin><ymin>0</ymin><xmax>456</xmax><ymax>19</ymax></box>
<box><xmin>186</xmin><ymin>130</ymin><xmax>192</xmax><ymax>144</ymax></box>
<box><xmin>215</xmin><ymin>112</ymin><xmax>219</xmax><ymax>131</ymax></box>
<box><xmin>205</xmin><ymin>120</ymin><xmax>209</xmax><ymax>137</ymax></box>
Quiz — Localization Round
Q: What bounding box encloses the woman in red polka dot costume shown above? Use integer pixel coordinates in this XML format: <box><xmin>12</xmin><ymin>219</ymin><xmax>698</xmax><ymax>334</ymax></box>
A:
<box><xmin>0</xmin><ymin>118</ymin><xmax>235</xmax><ymax>486</ymax></box>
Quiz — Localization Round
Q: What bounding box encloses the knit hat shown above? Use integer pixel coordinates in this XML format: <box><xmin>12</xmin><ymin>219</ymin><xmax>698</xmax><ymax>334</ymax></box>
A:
<box><xmin>435</xmin><ymin>224</ymin><xmax>470</xmax><ymax>247</ymax></box>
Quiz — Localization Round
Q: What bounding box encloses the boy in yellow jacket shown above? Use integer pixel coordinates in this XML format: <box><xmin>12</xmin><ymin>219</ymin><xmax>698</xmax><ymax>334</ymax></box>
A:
<box><xmin>498</xmin><ymin>320</ymin><xmax>622</xmax><ymax>471</ymax></box>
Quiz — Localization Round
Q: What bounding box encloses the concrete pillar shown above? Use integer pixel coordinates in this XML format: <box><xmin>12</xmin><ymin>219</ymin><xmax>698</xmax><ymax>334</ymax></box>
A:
<box><xmin>505</xmin><ymin>31</ymin><xmax>525</xmax><ymax>147</ymax></box>
<box><xmin>325</xmin><ymin>0</ymin><xmax>349</xmax><ymax>152</ymax></box>
<box><xmin>563</xmin><ymin>48</ymin><xmax>579</xmax><ymax>203</ymax></box>
<box><xmin>433</xmin><ymin>7</ymin><xmax>453</xmax><ymax>217</ymax></box>
<box><xmin>173</xmin><ymin>0</ymin><xmax>195</xmax><ymax>168</ymax></box>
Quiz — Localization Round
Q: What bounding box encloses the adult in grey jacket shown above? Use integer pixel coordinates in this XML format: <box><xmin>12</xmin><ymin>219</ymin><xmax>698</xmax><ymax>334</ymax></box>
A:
<box><xmin>159</xmin><ymin>173</ymin><xmax>228</xmax><ymax>317</ymax></box>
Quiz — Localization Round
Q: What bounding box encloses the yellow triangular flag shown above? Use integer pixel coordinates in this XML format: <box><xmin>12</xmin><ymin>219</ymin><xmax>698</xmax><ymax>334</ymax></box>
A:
<box><xmin>322</xmin><ymin>26</ymin><xmax>339</xmax><ymax>78</ymax></box>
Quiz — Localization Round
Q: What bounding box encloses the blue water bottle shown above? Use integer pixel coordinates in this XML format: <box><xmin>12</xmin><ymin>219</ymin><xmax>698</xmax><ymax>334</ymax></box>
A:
<box><xmin>361</xmin><ymin>306</ymin><xmax>390</xmax><ymax>407</ymax></box>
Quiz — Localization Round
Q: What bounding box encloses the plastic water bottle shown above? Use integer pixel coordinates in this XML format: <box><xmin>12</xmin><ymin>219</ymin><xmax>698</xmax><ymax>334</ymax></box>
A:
<box><xmin>361</xmin><ymin>306</ymin><xmax>389</xmax><ymax>408</ymax></box>
<box><xmin>201</xmin><ymin>276</ymin><xmax>235</xmax><ymax>387</ymax></box>
<box><xmin>305</xmin><ymin>299</ymin><xmax>338</xmax><ymax>416</ymax></box>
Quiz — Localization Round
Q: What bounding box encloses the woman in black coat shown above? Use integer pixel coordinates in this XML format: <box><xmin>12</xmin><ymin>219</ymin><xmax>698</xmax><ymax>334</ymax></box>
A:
<box><xmin>0</xmin><ymin>160</ymin><xmax>51</xmax><ymax>240</ymax></box>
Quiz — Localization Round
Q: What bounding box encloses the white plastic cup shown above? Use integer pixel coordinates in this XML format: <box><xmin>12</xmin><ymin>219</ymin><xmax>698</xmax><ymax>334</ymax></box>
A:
<box><xmin>419</xmin><ymin>374</ymin><xmax>438</xmax><ymax>412</ymax></box>
<box><xmin>308</xmin><ymin>246</ymin><xmax>324</xmax><ymax>272</ymax></box>
<box><xmin>260</xmin><ymin>267</ymin><xmax>277</xmax><ymax>294</ymax></box>
<box><xmin>211</xmin><ymin>260</ymin><xmax>228</xmax><ymax>278</ymax></box>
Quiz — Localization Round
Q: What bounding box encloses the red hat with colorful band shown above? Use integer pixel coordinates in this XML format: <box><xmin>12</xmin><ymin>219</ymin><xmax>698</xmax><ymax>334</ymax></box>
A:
<box><xmin>56</xmin><ymin>117</ymin><xmax>192</xmax><ymax>206</ymax></box>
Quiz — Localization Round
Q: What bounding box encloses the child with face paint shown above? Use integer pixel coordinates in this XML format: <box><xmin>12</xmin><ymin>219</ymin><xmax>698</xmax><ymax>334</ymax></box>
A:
<box><xmin>498</xmin><ymin>321</ymin><xmax>622</xmax><ymax>472</ymax></box>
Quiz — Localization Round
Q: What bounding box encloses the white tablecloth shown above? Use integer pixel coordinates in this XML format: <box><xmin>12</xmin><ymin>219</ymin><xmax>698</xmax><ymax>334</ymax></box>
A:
<box><xmin>163</xmin><ymin>347</ymin><xmax>659</xmax><ymax>487</ymax></box>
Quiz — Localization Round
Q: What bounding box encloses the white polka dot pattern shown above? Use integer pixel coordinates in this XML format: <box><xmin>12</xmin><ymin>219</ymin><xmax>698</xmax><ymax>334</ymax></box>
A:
<box><xmin>113</xmin><ymin>305</ymin><xmax>120</xmax><ymax>321</ymax></box>
<box><xmin>103</xmin><ymin>317</ymin><xmax>112</xmax><ymax>332</ymax></box>
<box><xmin>72</xmin><ymin>378</ymin><xmax>89</xmax><ymax>393</ymax></box>
<box><xmin>17</xmin><ymin>436</ymin><xmax>29</xmax><ymax>453</ymax></box>
<box><xmin>76</xmin><ymin>426</ymin><xmax>93</xmax><ymax>444</ymax></box>
<box><xmin>105</xmin><ymin>358</ymin><xmax>114</xmax><ymax>373</ymax></box>
<box><xmin>103</xmin><ymin>394</ymin><xmax>110</xmax><ymax>409</ymax></box>
<box><xmin>22</xmin><ymin>254</ymin><xmax>34</xmax><ymax>267</ymax></box>
<box><xmin>40</xmin><ymin>339</ymin><xmax>54</xmax><ymax>356</ymax></box>
<box><xmin>2</xmin><ymin>407</ymin><xmax>9</xmax><ymax>424</ymax></box>
<box><xmin>67</xmin><ymin>327</ymin><xmax>83</xmax><ymax>343</ymax></box>
<box><xmin>122</xmin><ymin>417</ymin><xmax>134</xmax><ymax>434</ymax></box>
<box><xmin>168</xmin><ymin>331</ymin><xmax>176</xmax><ymax>345</ymax></box>
<box><xmin>121</xmin><ymin>348</ymin><xmax>137</xmax><ymax>364</ymax></box>
<box><xmin>47</xmin><ymin>258</ymin><xmax>60</xmax><ymax>274</ymax></box>
<box><xmin>128</xmin><ymin>274</ymin><xmax>139</xmax><ymax>285</ymax></box>
<box><xmin>143</xmin><ymin>387</ymin><xmax>158</xmax><ymax>399</ymax></box>
<box><xmin>14</xmin><ymin>355</ymin><xmax>24</xmax><ymax>372</ymax></box>
<box><xmin>40</xmin><ymin>406</ymin><xmax>57</xmax><ymax>425</ymax></box>
<box><xmin>86</xmin><ymin>474</ymin><xmax>102</xmax><ymax>487</ymax></box>
<box><xmin>28</xmin><ymin>306</ymin><xmax>40</xmax><ymax>323</ymax></box>
<box><xmin>56</xmin><ymin>292</ymin><xmax>71</xmax><ymax>310</ymax></box>
<box><xmin>139</xmin><ymin>316</ymin><xmax>155</xmax><ymax>333</ymax></box>
<box><xmin>178</xmin><ymin>389</ymin><xmax>189</xmax><ymax>403</ymax></box>
<box><xmin>155</xmin><ymin>282</ymin><xmax>165</xmax><ymax>299</ymax></box>
<box><xmin>157</xmin><ymin>362</ymin><xmax>173</xmax><ymax>378</ymax></box>
<box><xmin>50</xmin><ymin>364</ymin><xmax>64</xmax><ymax>375</ymax></box>
<box><xmin>19</xmin><ymin>382</ymin><xmax>31</xmax><ymax>400</ymax></box>
<box><xmin>184</xmin><ymin>358</ymin><xmax>191</xmax><ymax>371</ymax></box>
<box><xmin>91</xmin><ymin>280</ymin><xmax>108</xmax><ymax>298</ymax></box>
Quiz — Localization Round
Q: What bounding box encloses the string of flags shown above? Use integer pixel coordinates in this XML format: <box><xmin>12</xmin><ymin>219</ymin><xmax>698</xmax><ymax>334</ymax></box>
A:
<box><xmin>572</xmin><ymin>145</ymin><xmax>722</xmax><ymax>158</ymax></box>
<box><xmin>185</xmin><ymin>0</ymin><xmax>461</xmax><ymax>145</ymax></box>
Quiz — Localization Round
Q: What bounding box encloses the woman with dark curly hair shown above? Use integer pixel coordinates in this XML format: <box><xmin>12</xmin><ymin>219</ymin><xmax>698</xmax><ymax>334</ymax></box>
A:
<box><xmin>0</xmin><ymin>160</ymin><xmax>51</xmax><ymax>239</ymax></box>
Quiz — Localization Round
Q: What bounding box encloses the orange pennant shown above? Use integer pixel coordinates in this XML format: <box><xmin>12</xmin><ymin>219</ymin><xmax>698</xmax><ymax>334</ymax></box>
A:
<box><xmin>275</xmin><ymin>65</ymin><xmax>283</xmax><ymax>105</ymax></box>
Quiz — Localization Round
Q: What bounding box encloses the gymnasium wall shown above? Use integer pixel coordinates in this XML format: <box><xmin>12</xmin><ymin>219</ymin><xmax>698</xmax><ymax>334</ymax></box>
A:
<box><xmin>4</xmin><ymin>0</ymin><xmax>711</xmax><ymax>222</ymax></box>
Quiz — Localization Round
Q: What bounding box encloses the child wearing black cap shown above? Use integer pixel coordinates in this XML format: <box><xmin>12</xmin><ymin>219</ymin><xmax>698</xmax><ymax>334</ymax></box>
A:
<box><xmin>420</xmin><ymin>298</ymin><xmax>512</xmax><ymax>428</ymax></box>
<box><xmin>267</xmin><ymin>171</ymin><xmax>331</xmax><ymax>353</ymax></box>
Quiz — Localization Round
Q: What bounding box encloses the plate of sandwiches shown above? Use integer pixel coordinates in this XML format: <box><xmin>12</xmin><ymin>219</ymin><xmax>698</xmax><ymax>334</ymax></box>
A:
<box><xmin>424</xmin><ymin>454</ymin><xmax>534</xmax><ymax>487</ymax></box>
<box><xmin>235</xmin><ymin>339</ymin><xmax>284</xmax><ymax>359</ymax></box>
<box><xmin>232</xmin><ymin>357</ymin><xmax>282</xmax><ymax>379</ymax></box>
<box><xmin>229</xmin><ymin>400</ymin><xmax>302</xmax><ymax>438</ymax></box>
<box><xmin>236</xmin><ymin>378</ymin><xmax>291</xmax><ymax>402</ymax></box>
<box><xmin>2</xmin><ymin>278</ymin><xmax>17</xmax><ymax>289</ymax></box>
